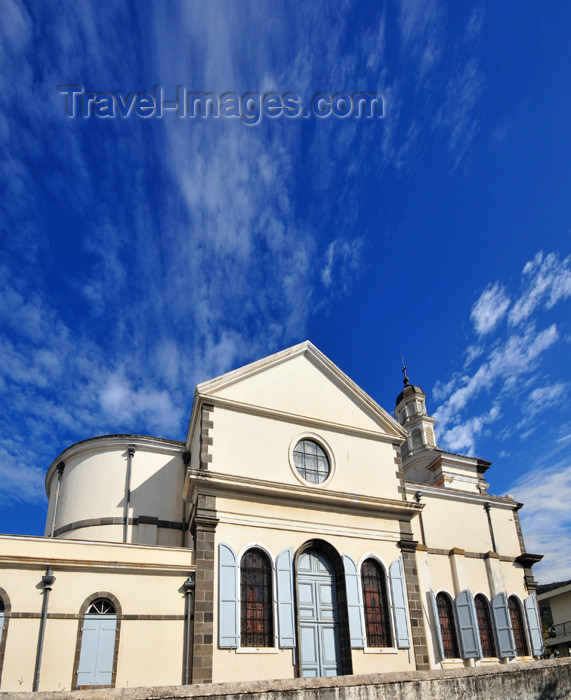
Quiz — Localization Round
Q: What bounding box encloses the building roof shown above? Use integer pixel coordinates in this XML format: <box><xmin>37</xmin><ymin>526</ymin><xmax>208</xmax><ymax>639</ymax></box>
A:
<box><xmin>395</xmin><ymin>382</ymin><xmax>425</xmax><ymax>407</ymax></box>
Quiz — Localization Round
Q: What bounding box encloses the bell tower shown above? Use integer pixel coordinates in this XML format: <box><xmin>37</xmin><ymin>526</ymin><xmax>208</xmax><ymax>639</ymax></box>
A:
<box><xmin>395</xmin><ymin>361</ymin><xmax>437</xmax><ymax>460</ymax></box>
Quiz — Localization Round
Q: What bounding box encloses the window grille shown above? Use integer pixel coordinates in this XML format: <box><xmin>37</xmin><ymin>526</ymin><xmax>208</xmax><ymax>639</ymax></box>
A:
<box><xmin>293</xmin><ymin>439</ymin><xmax>330</xmax><ymax>484</ymax></box>
<box><xmin>361</xmin><ymin>559</ymin><xmax>392</xmax><ymax>647</ymax></box>
<box><xmin>508</xmin><ymin>596</ymin><xmax>529</xmax><ymax>656</ymax></box>
<box><xmin>475</xmin><ymin>595</ymin><xmax>496</xmax><ymax>657</ymax></box>
<box><xmin>240</xmin><ymin>549</ymin><xmax>273</xmax><ymax>647</ymax></box>
<box><xmin>437</xmin><ymin>593</ymin><xmax>460</xmax><ymax>658</ymax></box>
<box><xmin>86</xmin><ymin>598</ymin><xmax>115</xmax><ymax>615</ymax></box>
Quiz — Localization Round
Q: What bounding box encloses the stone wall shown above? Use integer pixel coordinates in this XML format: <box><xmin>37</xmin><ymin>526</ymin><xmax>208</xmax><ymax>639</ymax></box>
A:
<box><xmin>10</xmin><ymin>659</ymin><xmax>571</xmax><ymax>700</ymax></box>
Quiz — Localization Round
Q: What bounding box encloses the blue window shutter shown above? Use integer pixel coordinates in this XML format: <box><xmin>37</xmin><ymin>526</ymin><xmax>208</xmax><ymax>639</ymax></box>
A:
<box><xmin>77</xmin><ymin>615</ymin><xmax>116</xmax><ymax>686</ymax></box>
<box><xmin>525</xmin><ymin>594</ymin><xmax>544</xmax><ymax>657</ymax></box>
<box><xmin>218</xmin><ymin>543</ymin><xmax>239</xmax><ymax>648</ymax></box>
<box><xmin>343</xmin><ymin>554</ymin><xmax>365</xmax><ymax>648</ymax></box>
<box><xmin>455</xmin><ymin>590</ymin><xmax>482</xmax><ymax>659</ymax></box>
<box><xmin>492</xmin><ymin>592</ymin><xmax>516</xmax><ymax>658</ymax></box>
<box><xmin>430</xmin><ymin>589</ymin><xmax>445</xmax><ymax>662</ymax></box>
<box><xmin>77</xmin><ymin>617</ymin><xmax>99</xmax><ymax>686</ymax></box>
<box><xmin>389</xmin><ymin>557</ymin><xmax>410</xmax><ymax>649</ymax></box>
<box><xmin>93</xmin><ymin>616</ymin><xmax>117</xmax><ymax>686</ymax></box>
<box><xmin>276</xmin><ymin>547</ymin><xmax>296</xmax><ymax>648</ymax></box>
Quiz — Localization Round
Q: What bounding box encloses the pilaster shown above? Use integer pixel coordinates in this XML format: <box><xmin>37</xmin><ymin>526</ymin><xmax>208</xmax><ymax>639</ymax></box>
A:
<box><xmin>190</xmin><ymin>493</ymin><xmax>218</xmax><ymax>683</ymax></box>
<box><xmin>398</xmin><ymin>538</ymin><xmax>430</xmax><ymax>670</ymax></box>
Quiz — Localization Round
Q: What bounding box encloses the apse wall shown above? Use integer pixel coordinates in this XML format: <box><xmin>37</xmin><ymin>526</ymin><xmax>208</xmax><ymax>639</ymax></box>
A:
<box><xmin>44</xmin><ymin>435</ymin><xmax>186</xmax><ymax>546</ymax></box>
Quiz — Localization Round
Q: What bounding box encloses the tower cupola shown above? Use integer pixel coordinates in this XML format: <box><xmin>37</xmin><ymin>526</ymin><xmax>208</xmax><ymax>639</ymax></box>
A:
<box><xmin>395</xmin><ymin>362</ymin><xmax>437</xmax><ymax>459</ymax></box>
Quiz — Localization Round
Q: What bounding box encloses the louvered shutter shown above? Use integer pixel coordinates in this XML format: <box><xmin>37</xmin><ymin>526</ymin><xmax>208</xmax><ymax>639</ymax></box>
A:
<box><xmin>455</xmin><ymin>590</ymin><xmax>482</xmax><ymax>659</ymax></box>
<box><xmin>276</xmin><ymin>547</ymin><xmax>296</xmax><ymax>648</ymax></box>
<box><xmin>491</xmin><ymin>592</ymin><xmax>516</xmax><ymax>658</ymax></box>
<box><xmin>430</xmin><ymin>589</ymin><xmax>445</xmax><ymax>661</ymax></box>
<box><xmin>525</xmin><ymin>594</ymin><xmax>544</xmax><ymax>657</ymax></box>
<box><xmin>343</xmin><ymin>554</ymin><xmax>365</xmax><ymax>648</ymax></box>
<box><xmin>389</xmin><ymin>557</ymin><xmax>411</xmax><ymax>649</ymax></box>
<box><xmin>218</xmin><ymin>543</ymin><xmax>239</xmax><ymax>648</ymax></box>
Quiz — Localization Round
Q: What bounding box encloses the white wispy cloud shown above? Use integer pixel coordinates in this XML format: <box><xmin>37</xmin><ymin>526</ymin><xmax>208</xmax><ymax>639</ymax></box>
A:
<box><xmin>0</xmin><ymin>0</ymin><xmax>490</xmax><ymax>516</ymax></box>
<box><xmin>434</xmin><ymin>249</ymin><xmax>570</xmax><ymax>455</ymax></box>
<box><xmin>470</xmin><ymin>282</ymin><xmax>510</xmax><ymax>335</ymax></box>
<box><xmin>321</xmin><ymin>237</ymin><xmax>364</xmax><ymax>291</ymax></box>
<box><xmin>441</xmin><ymin>403</ymin><xmax>500</xmax><ymax>455</ymax></box>
<box><xmin>509</xmin><ymin>462</ymin><xmax>571</xmax><ymax>581</ymax></box>
<box><xmin>509</xmin><ymin>251</ymin><xmax>571</xmax><ymax>326</ymax></box>
<box><xmin>434</xmin><ymin>323</ymin><xmax>559</xmax><ymax>445</ymax></box>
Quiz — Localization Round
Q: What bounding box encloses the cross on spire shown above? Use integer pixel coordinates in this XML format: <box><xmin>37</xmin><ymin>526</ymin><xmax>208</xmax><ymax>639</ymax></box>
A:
<box><xmin>401</xmin><ymin>353</ymin><xmax>409</xmax><ymax>386</ymax></box>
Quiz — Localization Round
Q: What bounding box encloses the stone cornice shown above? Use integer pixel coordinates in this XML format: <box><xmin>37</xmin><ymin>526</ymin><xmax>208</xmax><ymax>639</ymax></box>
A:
<box><xmin>516</xmin><ymin>553</ymin><xmax>544</xmax><ymax>568</ymax></box>
<box><xmin>188</xmin><ymin>470</ymin><xmax>422</xmax><ymax>520</ymax></box>
<box><xmin>404</xmin><ymin>482</ymin><xmax>522</xmax><ymax>509</ymax></box>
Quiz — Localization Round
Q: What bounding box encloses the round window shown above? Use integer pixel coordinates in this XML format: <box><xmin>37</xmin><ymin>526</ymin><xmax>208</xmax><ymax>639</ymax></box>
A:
<box><xmin>293</xmin><ymin>439</ymin><xmax>330</xmax><ymax>484</ymax></box>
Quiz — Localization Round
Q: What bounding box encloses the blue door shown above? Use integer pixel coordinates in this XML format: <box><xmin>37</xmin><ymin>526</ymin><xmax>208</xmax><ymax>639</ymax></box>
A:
<box><xmin>297</xmin><ymin>549</ymin><xmax>342</xmax><ymax>677</ymax></box>
<box><xmin>76</xmin><ymin>614</ymin><xmax>117</xmax><ymax>686</ymax></box>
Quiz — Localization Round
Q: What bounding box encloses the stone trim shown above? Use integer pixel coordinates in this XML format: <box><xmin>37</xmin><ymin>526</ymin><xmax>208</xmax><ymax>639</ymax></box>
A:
<box><xmin>398</xmin><ymin>522</ymin><xmax>429</xmax><ymax>671</ymax></box>
<box><xmin>397</xmin><ymin>540</ymin><xmax>430</xmax><ymax>670</ymax></box>
<box><xmin>0</xmin><ymin>586</ymin><xmax>11</xmax><ymax>690</ymax></box>
<box><xmin>513</xmin><ymin>508</ymin><xmax>526</xmax><ymax>554</ymax></box>
<box><xmin>71</xmin><ymin>592</ymin><xmax>122</xmax><ymax>691</ymax></box>
<box><xmin>393</xmin><ymin>445</ymin><xmax>407</xmax><ymax>500</ymax></box>
<box><xmin>53</xmin><ymin>516</ymin><xmax>184</xmax><ymax>538</ymax></box>
<box><xmin>6</xmin><ymin>613</ymin><xmax>185</xmax><ymax>621</ymax></box>
<box><xmin>425</xmin><ymin>547</ymin><xmax>516</xmax><ymax>562</ymax></box>
<box><xmin>190</xmin><ymin>493</ymin><xmax>218</xmax><ymax>684</ymax></box>
<box><xmin>200</xmin><ymin>404</ymin><xmax>214</xmax><ymax>471</ymax></box>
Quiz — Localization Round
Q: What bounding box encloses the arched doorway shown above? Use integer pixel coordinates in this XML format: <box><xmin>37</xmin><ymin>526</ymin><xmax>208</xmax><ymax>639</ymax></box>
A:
<box><xmin>297</xmin><ymin>548</ymin><xmax>342</xmax><ymax>677</ymax></box>
<box><xmin>75</xmin><ymin>596</ymin><xmax>119</xmax><ymax>688</ymax></box>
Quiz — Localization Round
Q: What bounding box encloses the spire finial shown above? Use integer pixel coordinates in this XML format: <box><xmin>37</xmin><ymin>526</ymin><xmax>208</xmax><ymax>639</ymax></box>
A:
<box><xmin>401</xmin><ymin>353</ymin><xmax>409</xmax><ymax>386</ymax></box>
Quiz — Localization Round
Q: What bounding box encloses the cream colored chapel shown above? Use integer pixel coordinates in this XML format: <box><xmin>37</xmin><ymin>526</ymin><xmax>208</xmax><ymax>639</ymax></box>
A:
<box><xmin>0</xmin><ymin>342</ymin><xmax>544</xmax><ymax>691</ymax></box>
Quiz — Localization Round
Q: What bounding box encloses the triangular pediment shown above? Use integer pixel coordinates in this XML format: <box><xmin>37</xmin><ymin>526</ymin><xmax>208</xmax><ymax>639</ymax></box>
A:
<box><xmin>196</xmin><ymin>342</ymin><xmax>406</xmax><ymax>438</ymax></box>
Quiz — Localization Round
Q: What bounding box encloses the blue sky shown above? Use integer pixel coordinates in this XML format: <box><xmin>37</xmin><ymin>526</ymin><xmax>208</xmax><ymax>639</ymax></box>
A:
<box><xmin>0</xmin><ymin>1</ymin><xmax>569</xmax><ymax>582</ymax></box>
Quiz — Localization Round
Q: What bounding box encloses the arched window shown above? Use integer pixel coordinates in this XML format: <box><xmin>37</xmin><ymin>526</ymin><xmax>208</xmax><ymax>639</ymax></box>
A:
<box><xmin>76</xmin><ymin>596</ymin><xmax>119</xmax><ymax>688</ymax></box>
<box><xmin>508</xmin><ymin>596</ymin><xmax>529</xmax><ymax>656</ymax></box>
<box><xmin>361</xmin><ymin>559</ymin><xmax>392</xmax><ymax>647</ymax></box>
<box><xmin>411</xmin><ymin>429</ymin><xmax>423</xmax><ymax>449</ymax></box>
<box><xmin>87</xmin><ymin>599</ymin><xmax>116</xmax><ymax>615</ymax></box>
<box><xmin>475</xmin><ymin>594</ymin><xmax>496</xmax><ymax>658</ymax></box>
<box><xmin>240</xmin><ymin>548</ymin><xmax>273</xmax><ymax>647</ymax></box>
<box><xmin>436</xmin><ymin>592</ymin><xmax>460</xmax><ymax>658</ymax></box>
<box><xmin>0</xmin><ymin>588</ymin><xmax>10</xmax><ymax>688</ymax></box>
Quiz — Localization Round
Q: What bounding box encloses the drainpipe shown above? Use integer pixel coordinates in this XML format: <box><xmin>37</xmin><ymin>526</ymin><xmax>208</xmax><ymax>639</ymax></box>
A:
<box><xmin>415</xmin><ymin>491</ymin><xmax>427</xmax><ymax>546</ymax></box>
<box><xmin>49</xmin><ymin>462</ymin><xmax>65</xmax><ymax>538</ymax></box>
<box><xmin>33</xmin><ymin>568</ymin><xmax>56</xmax><ymax>691</ymax></box>
<box><xmin>183</xmin><ymin>575</ymin><xmax>195</xmax><ymax>685</ymax></box>
<box><xmin>123</xmin><ymin>445</ymin><xmax>136</xmax><ymax>543</ymax></box>
<box><xmin>181</xmin><ymin>452</ymin><xmax>191</xmax><ymax>547</ymax></box>
<box><xmin>485</xmin><ymin>503</ymin><xmax>498</xmax><ymax>553</ymax></box>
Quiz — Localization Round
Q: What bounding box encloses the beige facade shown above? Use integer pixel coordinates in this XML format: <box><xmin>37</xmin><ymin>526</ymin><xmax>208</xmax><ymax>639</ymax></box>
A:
<box><xmin>0</xmin><ymin>342</ymin><xmax>545</xmax><ymax>691</ymax></box>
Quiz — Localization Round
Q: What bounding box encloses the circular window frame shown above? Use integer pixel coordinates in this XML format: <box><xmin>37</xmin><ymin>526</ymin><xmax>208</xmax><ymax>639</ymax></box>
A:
<box><xmin>288</xmin><ymin>433</ymin><xmax>336</xmax><ymax>487</ymax></box>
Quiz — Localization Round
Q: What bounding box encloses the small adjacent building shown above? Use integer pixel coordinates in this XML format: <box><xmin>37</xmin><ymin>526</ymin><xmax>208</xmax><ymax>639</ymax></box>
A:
<box><xmin>538</xmin><ymin>582</ymin><xmax>571</xmax><ymax>657</ymax></box>
<box><xmin>0</xmin><ymin>342</ymin><xmax>545</xmax><ymax>691</ymax></box>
